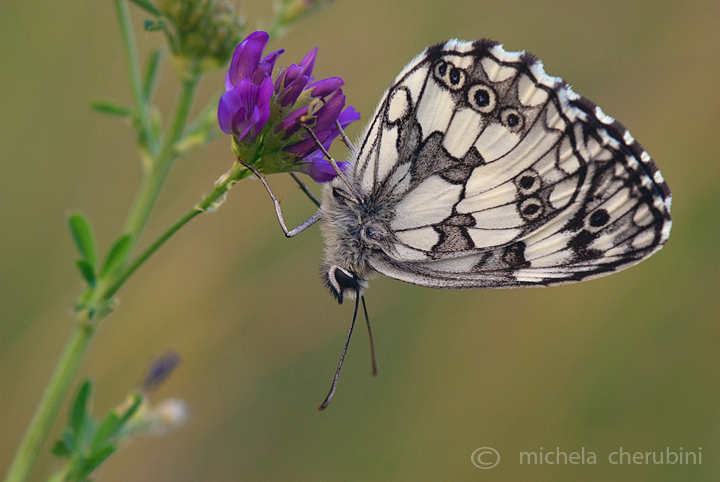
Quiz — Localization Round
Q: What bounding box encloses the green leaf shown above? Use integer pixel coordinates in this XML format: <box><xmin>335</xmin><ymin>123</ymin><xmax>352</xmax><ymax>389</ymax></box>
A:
<box><xmin>144</xmin><ymin>19</ymin><xmax>168</xmax><ymax>32</ymax></box>
<box><xmin>68</xmin><ymin>213</ymin><xmax>97</xmax><ymax>266</ymax></box>
<box><xmin>61</xmin><ymin>427</ymin><xmax>75</xmax><ymax>451</ymax></box>
<box><xmin>129</xmin><ymin>0</ymin><xmax>161</xmax><ymax>16</ymax></box>
<box><xmin>143</xmin><ymin>49</ymin><xmax>162</xmax><ymax>102</ymax></box>
<box><xmin>51</xmin><ymin>439</ymin><xmax>71</xmax><ymax>458</ymax></box>
<box><xmin>75</xmin><ymin>259</ymin><xmax>96</xmax><ymax>287</ymax></box>
<box><xmin>90</xmin><ymin>413</ymin><xmax>121</xmax><ymax>452</ymax></box>
<box><xmin>69</xmin><ymin>380</ymin><xmax>93</xmax><ymax>443</ymax></box>
<box><xmin>118</xmin><ymin>393</ymin><xmax>143</xmax><ymax>425</ymax></box>
<box><xmin>89</xmin><ymin>99</ymin><xmax>133</xmax><ymax>118</ymax></box>
<box><xmin>90</xmin><ymin>393</ymin><xmax>143</xmax><ymax>452</ymax></box>
<box><xmin>76</xmin><ymin>444</ymin><xmax>117</xmax><ymax>480</ymax></box>
<box><xmin>99</xmin><ymin>235</ymin><xmax>133</xmax><ymax>278</ymax></box>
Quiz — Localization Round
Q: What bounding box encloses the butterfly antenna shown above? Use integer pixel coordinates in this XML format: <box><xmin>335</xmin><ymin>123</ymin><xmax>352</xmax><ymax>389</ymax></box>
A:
<box><xmin>361</xmin><ymin>295</ymin><xmax>378</xmax><ymax>376</ymax></box>
<box><xmin>302</xmin><ymin>125</ymin><xmax>364</xmax><ymax>205</ymax></box>
<box><xmin>318</xmin><ymin>292</ymin><xmax>361</xmax><ymax>411</ymax></box>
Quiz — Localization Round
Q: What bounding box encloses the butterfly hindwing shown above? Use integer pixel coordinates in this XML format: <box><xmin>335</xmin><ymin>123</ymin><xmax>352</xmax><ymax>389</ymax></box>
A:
<box><xmin>347</xmin><ymin>39</ymin><xmax>671</xmax><ymax>289</ymax></box>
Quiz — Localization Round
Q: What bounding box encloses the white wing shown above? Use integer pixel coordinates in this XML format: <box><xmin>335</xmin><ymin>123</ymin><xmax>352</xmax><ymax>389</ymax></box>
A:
<box><xmin>351</xmin><ymin>39</ymin><xmax>671</xmax><ymax>288</ymax></box>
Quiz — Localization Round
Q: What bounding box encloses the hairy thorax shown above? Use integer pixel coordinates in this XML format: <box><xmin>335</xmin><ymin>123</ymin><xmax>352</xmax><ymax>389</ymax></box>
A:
<box><xmin>319</xmin><ymin>181</ymin><xmax>395</xmax><ymax>283</ymax></box>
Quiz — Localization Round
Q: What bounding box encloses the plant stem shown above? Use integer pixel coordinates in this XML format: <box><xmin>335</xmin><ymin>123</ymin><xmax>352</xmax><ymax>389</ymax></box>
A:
<box><xmin>106</xmin><ymin>164</ymin><xmax>252</xmax><ymax>299</ymax></box>
<box><xmin>4</xmin><ymin>319</ymin><xmax>95</xmax><ymax>482</ymax></box>
<box><xmin>121</xmin><ymin>73</ymin><xmax>200</xmax><ymax>247</ymax></box>
<box><xmin>115</xmin><ymin>0</ymin><xmax>158</xmax><ymax>156</ymax></box>
<box><xmin>4</xmin><ymin>5</ymin><xmax>203</xmax><ymax>481</ymax></box>
<box><xmin>2</xmin><ymin>163</ymin><xmax>251</xmax><ymax>482</ymax></box>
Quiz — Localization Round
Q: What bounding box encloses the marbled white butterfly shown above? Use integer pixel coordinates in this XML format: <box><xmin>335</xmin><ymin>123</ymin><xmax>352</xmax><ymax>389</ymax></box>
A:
<box><xmin>259</xmin><ymin>39</ymin><xmax>672</xmax><ymax>408</ymax></box>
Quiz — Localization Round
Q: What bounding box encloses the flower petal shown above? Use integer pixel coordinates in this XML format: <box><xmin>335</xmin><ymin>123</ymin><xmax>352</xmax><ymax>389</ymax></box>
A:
<box><xmin>308</xmin><ymin>77</ymin><xmax>344</xmax><ymax>99</ymax></box>
<box><xmin>297</xmin><ymin>47</ymin><xmax>318</xmax><ymax>77</ymax></box>
<box><xmin>312</xmin><ymin>90</ymin><xmax>346</xmax><ymax>132</ymax></box>
<box><xmin>251</xmin><ymin>76</ymin><xmax>274</xmax><ymax>138</ymax></box>
<box><xmin>218</xmin><ymin>88</ymin><xmax>243</xmax><ymax>134</ymax></box>
<box><xmin>279</xmin><ymin>75</ymin><xmax>311</xmax><ymax>107</ymax></box>
<box><xmin>337</xmin><ymin>105</ymin><xmax>361</xmax><ymax>128</ymax></box>
<box><xmin>275</xmin><ymin>105</ymin><xmax>309</xmax><ymax>137</ymax></box>
<box><xmin>219</xmin><ymin>76</ymin><xmax>274</xmax><ymax>140</ymax></box>
<box><xmin>253</xmin><ymin>49</ymin><xmax>284</xmax><ymax>84</ymax></box>
<box><xmin>297</xmin><ymin>157</ymin><xmax>350</xmax><ymax>183</ymax></box>
<box><xmin>225</xmin><ymin>31</ymin><xmax>269</xmax><ymax>90</ymax></box>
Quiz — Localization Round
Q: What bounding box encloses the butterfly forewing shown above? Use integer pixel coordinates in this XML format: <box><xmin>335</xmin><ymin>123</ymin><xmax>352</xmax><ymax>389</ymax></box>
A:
<box><xmin>344</xmin><ymin>39</ymin><xmax>671</xmax><ymax>289</ymax></box>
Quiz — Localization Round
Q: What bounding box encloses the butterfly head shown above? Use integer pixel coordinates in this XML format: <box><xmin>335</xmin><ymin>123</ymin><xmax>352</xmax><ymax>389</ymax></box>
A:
<box><xmin>322</xmin><ymin>265</ymin><xmax>368</xmax><ymax>304</ymax></box>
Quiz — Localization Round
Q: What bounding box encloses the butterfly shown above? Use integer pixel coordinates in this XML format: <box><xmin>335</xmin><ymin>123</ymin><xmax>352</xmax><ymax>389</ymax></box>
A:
<box><xmin>248</xmin><ymin>39</ymin><xmax>672</xmax><ymax>409</ymax></box>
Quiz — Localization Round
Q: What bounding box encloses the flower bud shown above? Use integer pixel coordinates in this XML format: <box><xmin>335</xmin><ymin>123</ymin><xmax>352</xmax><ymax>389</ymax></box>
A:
<box><xmin>158</xmin><ymin>0</ymin><xmax>245</xmax><ymax>70</ymax></box>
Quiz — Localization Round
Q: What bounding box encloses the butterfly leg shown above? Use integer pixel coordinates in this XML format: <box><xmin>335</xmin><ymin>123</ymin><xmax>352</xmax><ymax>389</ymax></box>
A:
<box><xmin>237</xmin><ymin>159</ymin><xmax>322</xmax><ymax>238</ymax></box>
<box><xmin>289</xmin><ymin>172</ymin><xmax>321</xmax><ymax>208</ymax></box>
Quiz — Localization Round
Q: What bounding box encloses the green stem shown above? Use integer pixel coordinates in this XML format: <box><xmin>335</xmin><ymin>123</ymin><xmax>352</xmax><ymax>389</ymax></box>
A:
<box><xmin>106</xmin><ymin>164</ymin><xmax>252</xmax><ymax>299</ymax></box>
<box><xmin>121</xmin><ymin>72</ymin><xmax>200</xmax><ymax>247</ymax></box>
<box><xmin>2</xmin><ymin>162</ymin><xmax>250</xmax><ymax>482</ymax></box>
<box><xmin>115</xmin><ymin>0</ymin><xmax>158</xmax><ymax>156</ymax></box>
<box><xmin>4</xmin><ymin>5</ymin><xmax>202</xmax><ymax>481</ymax></box>
<box><xmin>4</xmin><ymin>319</ymin><xmax>95</xmax><ymax>482</ymax></box>
<box><xmin>46</xmin><ymin>462</ymin><xmax>72</xmax><ymax>482</ymax></box>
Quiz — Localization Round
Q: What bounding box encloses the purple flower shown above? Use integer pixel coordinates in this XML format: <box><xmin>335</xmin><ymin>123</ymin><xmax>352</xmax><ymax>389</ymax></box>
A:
<box><xmin>269</xmin><ymin>45</ymin><xmax>360</xmax><ymax>182</ymax></box>
<box><xmin>143</xmin><ymin>351</ymin><xmax>181</xmax><ymax>391</ymax></box>
<box><xmin>297</xmin><ymin>156</ymin><xmax>350</xmax><ymax>183</ymax></box>
<box><xmin>294</xmin><ymin>106</ymin><xmax>359</xmax><ymax>182</ymax></box>
<box><xmin>274</xmin><ymin>48</ymin><xmax>317</xmax><ymax>107</ymax></box>
<box><xmin>281</xmin><ymin>90</ymin><xmax>358</xmax><ymax>156</ymax></box>
<box><xmin>218</xmin><ymin>32</ymin><xmax>284</xmax><ymax>141</ymax></box>
<box><xmin>218</xmin><ymin>77</ymin><xmax>274</xmax><ymax>141</ymax></box>
<box><xmin>219</xmin><ymin>31</ymin><xmax>361</xmax><ymax>183</ymax></box>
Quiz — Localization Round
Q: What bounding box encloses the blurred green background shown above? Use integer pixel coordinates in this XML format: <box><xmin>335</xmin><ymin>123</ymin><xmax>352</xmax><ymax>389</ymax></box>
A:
<box><xmin>1</xmin><ymin>0</ymin><xmax>719</xmax><ymax>481</ymax></box>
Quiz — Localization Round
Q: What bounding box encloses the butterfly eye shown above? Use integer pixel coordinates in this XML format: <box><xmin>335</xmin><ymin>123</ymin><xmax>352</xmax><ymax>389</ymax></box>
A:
<box><xmin>433</xmin><ymin>60</ymin><xmax>465</xmax><ymax>90</ymax></box>
<box><xmin>501</xmin><ymin>108</ymin><xmax>524</xmax><ymax>131</ymax></box>
<box><xmin>324</xmin><ymin>266</ymin><xmax>361</xmax><ymax>304</ymax></box>
<box><xmin>333</xmin><ymin>267</ymin><xmax>360</xmax><ymax>291</ymax></box>
<box><xmin>467</xmin><ymin>84</ymin><xmax>496</xmax><ymax>113</ymax></box>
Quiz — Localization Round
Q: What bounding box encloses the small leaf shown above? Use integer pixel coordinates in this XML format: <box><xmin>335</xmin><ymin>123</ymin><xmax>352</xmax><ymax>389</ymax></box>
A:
<box><xmin>51</xmin><ymin>438</ymin><xmax>71</xmax><ymax>458</ymax></box>
<box><xmin>118</xmin><ymin>393</ymin><xmax>143</xmax><ymax>426</ymax></box>
<box><xmin>76</xmin><ymin>444</ymin><xmax>117</xmax><ymax>480</ymax></box>
<box><xmin>99</xmin><ymin>235</ymin><xmax>133</xmax><ymax>278</ymax></box>
<box><xmin>90</xmin><ymin>393</ymin><xmax>143</xmax><ymax>452</ymax></box>
<box><xmin>129</xmin><ymin>0</ymin><xmax>162</xmax><ymax>16</ymax></box>
<box><xmin>143</xmin><ymin>49</ymin><xmax>162</xmax><ymax>102</ymax></box>
<box><xmin>70</xmin><ymin>380</ymin><xmax>93</xmax><ymax>442</ymax></box>
<box><xmin>75</xmin><ymin>259</ymin><xmax>96</xmax><ymax>287</ymax></box>
<box><xmin>68</xmin><ymin>213</ymin><xmax>97</xmax><ymax>266</ymax></box>
<box><xmin>90</xmin><ymin>413</ymin><xmax>121</xmax><ymax>452</ymax></box>
<box><xmin>89</xmin><ymin>100</ymin><xmax>133</xmax><ymax>118</ymax></box>
<box><xmin>61</xmin><ymin>427</ymin><xmax>75</xmax><ymax>452</ymax></box>
<box><xmin>144</xmin><ymin>19</ymin><xmax>168</xmax><ymax>32</ymax></box>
